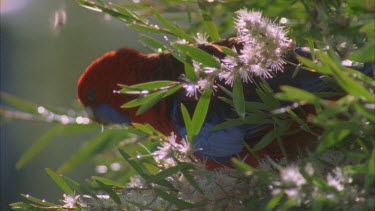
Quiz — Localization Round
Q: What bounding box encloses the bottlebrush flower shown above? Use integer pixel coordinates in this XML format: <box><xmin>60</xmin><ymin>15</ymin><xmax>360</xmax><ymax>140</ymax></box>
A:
<box><xmin>217</xmin><ymin>9</ymin><xmax>294</xmax><ymax>85</ymax></box>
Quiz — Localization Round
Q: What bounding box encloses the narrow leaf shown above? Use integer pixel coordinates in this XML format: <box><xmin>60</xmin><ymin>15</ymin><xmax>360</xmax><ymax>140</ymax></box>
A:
<box><xmin>132</xmin><ymin>123</ymin><xmax>166</xmax><ymax>138</ymax></box>
<box><xmin>174</xmin><ymin>44</ymin><xmax>221</xmax><ymax>68</ymax></box>
<box><xmin>0</xmin><ymin>92</ymin><xmax>38</xmax><ymax>114</ymax></box>
<box><xmin>152</xmin><ymin>8</ymin><xmax>194</xmax><ymax>42</ymax></box>
<box><xmin>276</xmin><ymin>86</ymin><xmax>321</xmax><ymax>105</ymax></box>
<box><xmin>45</xmin><ymin>168</ymin><xmax>73</xmax><ymax>195</ymax></box>
<box><xmin>119</xmin><ymin>149</ymin><xmax>149</xmax><ymax>178</ymax></box>
<box><xmin>16</xmin><ymin>124</ymin><xmax>96</xmax><ymax>169</ymax></box>
<box><xmin>92</xmin><ymin>176</ymin><xmax>124</xmax><ymax>188</ymax></box>
<box><xmin>21</xmin><ymin>194</ymin><xmax>56</xmax><ymax>207</ymax></box>
<box><xmin>95</xmin><ymin>180</ymin><xmax>121</xmax><ymax>205</ymax></box>
<box><xmin>183</xmin><ymin>59</ymin><xmax>197</xmax><ymax>81</ymax></box>
<box><xmin>136</xmin><ymin>85</ymin><xmax>181</xmax><ymax>115</ymax></box>
<box><xmin>154</xmin><ymin>188</ymin><xmax>194</xmax><ymax>209</ymax></box>
<box><xmin>219</xmin><ymin>46</ymin><xmax>238</xmax><ymax>57</ymax></box>
<box><xmin>141</xmin><ymin>35</ymin><xmax>168</xmax><ymax>51</ymax></box>
<box><xmin>192</xmin><ymin>87</ymin><xmax>212</xmax><ymax>138</ymax></box>
<box><xmin>180</xmin><ymin>103</ymin><xmax>193</xmax><ymax>142</ymax></box>
<box><xmin>365</xmin><ymin>149</ymin><xmax>375</xmax><ymax>191</ymax></box>
<box><xmin>197</xmin><ymin>1</ymin><xmax>220</xmax><ymax>40</ymax></box>
<box><xmin>136</xmin><ymin>94</ymin><xmax>166</xmax><ymax>115</ymax></box>
<box><xmin>233</xmin><ymin>77</ymin><xmax>245</xmax><ymax>119</ymax></box>
<box><xmin>317</xmin><ymin>122</ymin><xmax>355</xmax><ymax>152</ymax></box>
<box><xmin>62</xmin><ymin>176</ymin><xmax>98</xmax><ymax>199</ymax></box>
<box><xmin>58</xmin><ymin>130</ymin><xmax>130</xmax><ymax>173</ymax></box>
<box><xmin>147</xmin><ymin>163</ymin><xmax>192</xmax><ymax>183</ymax></box>
<box><xmin>350</xmin><ymin>40</ymin><xmax>375</xmax><ymax>62</ymax></box>
<box><xmin>120</xmin><ymin>80</ymin><xmax>177</xmax><ymax>92</ymax></box>
<box><xmin>252</xmin><ymin>129</ymin><xmax>276</xmax><ymax>152</ymax></box>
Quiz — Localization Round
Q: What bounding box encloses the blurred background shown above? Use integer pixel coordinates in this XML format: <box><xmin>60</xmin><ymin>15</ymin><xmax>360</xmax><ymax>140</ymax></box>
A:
<box><xmin>0</xmin><ymin>0</ymin><xmax>144</xmax><ymax>209</ymax></box>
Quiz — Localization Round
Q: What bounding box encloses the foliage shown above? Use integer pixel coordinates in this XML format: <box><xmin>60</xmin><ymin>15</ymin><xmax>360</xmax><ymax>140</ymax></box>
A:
<box><xmin>2</xmin><ymin>0</ymin><xmax>374</xmax><ymax>210</ymax></box>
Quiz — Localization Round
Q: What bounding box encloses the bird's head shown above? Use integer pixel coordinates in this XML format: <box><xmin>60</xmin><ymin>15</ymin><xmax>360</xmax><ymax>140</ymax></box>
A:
<box><xmin>77</xmin><ymin>48</ymin><xmax>146</xmax><ymax>124</ymax></box>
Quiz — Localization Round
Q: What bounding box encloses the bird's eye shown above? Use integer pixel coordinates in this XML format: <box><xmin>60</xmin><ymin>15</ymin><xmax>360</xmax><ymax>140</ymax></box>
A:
<box><xmin>86</xmin><ymin>88</ymin><xmax>96</xmax><ymax>102</ymax></box>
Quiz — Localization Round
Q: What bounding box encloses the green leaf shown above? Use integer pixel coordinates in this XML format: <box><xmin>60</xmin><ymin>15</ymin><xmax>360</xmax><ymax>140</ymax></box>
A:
<box><xmin>197</xmin><ymin>1</ymin><xmax>220</xmax><ymax>41</ymax></box>
<box><xmin>122</xmin><ymin>84</ymin><xmax>181</xmax><ymax>115</ymax></box>
<box><xmin>58</xmin><ymin>129</ymin><xmax>130</xmax><ymax>173</ymax></box>
<box><xmin>110</xmin><ymin>3</ymin><xmax>148</xmax><ymax>24</ymax></box>
<box><xmin>183</xmin><ymin>58</ymin><xmax>197</xmax><ymax>81</ymax></box>
<box><xmin>21</xmin><ymin>194</ymin><xmax>56</xmax><ymax>207</ymax></box>
<box><xmin>95</xmin><ymin>180</ymin><xmax>122</xmax><ymax>205</ymax></box>
<box><xmin>211</xmin><ymin>113</ymin><xmax>271</xmax><ymax>131</ymax></box>
<box><xmin>256</xmin><ymin>83</ymin><xmax>280</xmax><ymax>109</ymax></box>
<box><xmin>135</xmin><ymin>93</ymin><xmax>168</xmax><ymax>115</ymax></box>
<box><xmin>119</xmin><ymin>149</ymin><xmax>150</xmax><ymax>178</ymax></box>
<box><xmin>154</xmin><ymin>188</ymin><xmax>194</xmax><ymax>209</ymax></box>
<box><xmin>252</xmin><ymin>129</ymin><xmax>276</xmax><ymax>152</ymax></box>
<box><xmin>141</xmin><ymin>35</ymin><xmax>168</xmax><ymax>51</ymax></box>
<box><xmin>359</xmin><ymin>19</ymin><xmax>375</xmax><ymax>39</ymax></box>
<box><xmin>365</xmin><ymin>149</ymin><xmax>375</xmax><ymax>191</ymax></box>
<box><xmin>350</xmin><ymin>40</ymin><xmax>375</xmax><ymax>62</ymax></box>
<box><xmin>132</xmin><ymin>123</ymin><xmax>166</xmax><ymax>138</ymax></box>
<box><xmin>62</xmin><ymin>176</ymin><xmax>98</xmax><ymax>199</ymax></box>
<box><xmin>275</xmin><ymin>86</ymin><xmax>321</xmax><ymax>105</ymax></box>
<box><xmin>180</xmin><ymin>168</ymin><xmax>204</xmax><ymax>194</ymax></box>
<box><xmin>173</xmin><ymin>44</ymin><xmax>221</xmax><ymax>68</ymax></box>
<box><xmin>317</xmin><ymin>122</ymin><xmax>355</xmax><ymax>152</ymax></box>
<box><xmin>354</xmin><ymin>103</ymin><xmax>375</xmax><ymax>122</ymax></box>
<box><xmin>152</xmin><ymin>8</ymin><xmax>194</xmax><ymax>42</ymax></box>
<box><xmin>244</xmin><ymin>101</ymin><xmax>268</xmax><ymax>113</ymax></box>
<box><xmin>180</xmin><ymin>103</ymin><xmax>193</xmax><ymax>141</ymax></box>
<box><xmin>192</xmin><ymin>87</ymin><xmax>212</xmax><ymax>138</ymax></box>
<box><xmin>9</xmin><ymin>202</ymin><xmax>36</xmax><ymax>210</ymax></box>
<box><xmin>136</xmin><ymin>85</ymin><xmax>181</xmax><ymax>115</ymax></box>
<box><xmin>233</xmin><ymin>77</ymin><xmax>245</xmax><ymax>119</ymax></box>
<box><xmin>119</xmin><ymin>149</ymin><xmax>174</xmax><ymax>189</ymax></box>
<box><xmin>266</xmin><ymin>192</ymin><xmax>285</xmax><ymax>211</ymax></box>
<box><xmin>147</xmin><ymin>163</ymin><xmax>193</xmax><ymax>183</ymax></box>
<box><xmin>0</xmin><ymin>92</ymin><xmax>38</xmax><ymax>114</ymax></box>
<box><xmin>130</xmin><ymin>23</ymin><xmax>168</xmax><ymax>34</ymax></box>
<box><xmin>218</xmin><ymin>85</ymin><xmax>233</xmax><ymax>97</ymax></box>
<box><xmin>307</xmin><ymin>37</ymin><xmax>316</xmax><ymax>61</ymax></box>
<box><xmin>123</xmin><ymin>92</ymin><xmax>163</xmax><ymax>108</ymax></box>
<box><xmin>286</xmin><ymin>109</ymin><xmax>312</xmax><ymax>133</ymax></box>
<box><xmin>120</xmin><ymin>80</ymin><xmax>177</xmax><ymax>92</ymax></box>
<box><xmin>231</xmin><ymin>158</ymin><xmax>256</xmax><ymax>172</ymax></box>
<box><xmin>219</xmin><ymin>46</ymin><xmax>238</xmax><ymax>57</ymax></box>
<box><xmin>297</xmin><ymin>56</ymin><xmax>331</xmax><ymax>75</ymax></box>
<box><xmin>252</xmin><ymin>121</ymin><xmax>290</xmax><ymax>152</ymax></box>
<box><xmin>92</xmin><ymin>176</ymin><xmax>124</xmax><ymax>188</ymax></box>
<box><xmin>16</xmin><ymin>124</ymin><xmax>96</xmax><ymax>169</ymax></box>
<box><xmin>313</xmin><ymin>51</ymin><xmax>373</xmax><ymax>101</ymax></box>
<box><xmin>45</xmin><ymin>168</ymin><xmax>73</xmax><ymax>195</ymax></box>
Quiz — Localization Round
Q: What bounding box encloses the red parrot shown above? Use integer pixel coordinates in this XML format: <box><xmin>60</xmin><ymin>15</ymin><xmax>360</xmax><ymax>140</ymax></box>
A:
<box><xmin>77</xmin><ymin>38</ymin><xmax>373</xmax><ymax>169</ymax></box>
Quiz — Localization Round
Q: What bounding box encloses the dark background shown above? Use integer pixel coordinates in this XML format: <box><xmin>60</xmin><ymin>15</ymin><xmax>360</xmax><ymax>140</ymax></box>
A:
<box><xmin>0</xmin><ymin>0</ymin><xmax>144</xmax><ymax>209</ymax></box>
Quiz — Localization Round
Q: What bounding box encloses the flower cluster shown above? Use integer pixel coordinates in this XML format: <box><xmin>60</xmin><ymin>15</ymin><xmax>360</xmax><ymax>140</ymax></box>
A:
<box><xmin>56</xmin><ymin>142</ymin><xmax>370</xmax><ymax>211</ymax></box>
<box><xmin>71</xmin><ymin>134</ymin><xmax>266</xmax><ymax>210</ymax></box>
<box><xmin>152</xmin><ymin>133</ymin><xmax>194</xmax><ymax>167</ymax></box>
<box><xmin>181</xmin><ymin>9</ymin><xmax>294</xmax><ymax>97</ymax></box>
<box><xmin>219</xmin><ymin>9</ymin><xmax>294</xmax><ymax>84</ymax></box>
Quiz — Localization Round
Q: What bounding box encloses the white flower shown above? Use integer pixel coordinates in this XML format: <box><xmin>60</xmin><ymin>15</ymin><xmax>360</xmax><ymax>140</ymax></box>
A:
<box><xmin>218</xmin><ymin>9</ymin><xmax>294</xmax><ymax>85</ymax></box>
<box><xmin>194</xmin><ymin>32</ymin><xmax>209</xmax><ymax>44</ymax></box>
<box><xmin>326</xmin><ymin>167</ymin><xmax>352</xmax><ymax>192</ymax></box>
<box><xmin>304</xmin><ymin>163</ymin><xmax>314</xmax><ymax>176</ymax></box>
<box><xmin>152</xmin><ymin>133</ymin><xmax>194</xmax><ymax>167</ymax></box>
<box><xmin>280</xmin><ymin>166</ymin><xmax>306</xmax><ymax>186</ymax></box>
<box><xmin>63</xmin><ymin>194</ymin><xmax>80</xmax><ymax>208</ymax></box>
<box><xmin>183</xmin><ymin>83</ymin><xmax>199</xmax><ymax>99</ymax></box>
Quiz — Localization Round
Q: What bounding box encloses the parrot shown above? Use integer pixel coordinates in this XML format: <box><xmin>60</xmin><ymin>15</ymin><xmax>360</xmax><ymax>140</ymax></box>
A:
<box><xmin>77</xmin><ymin>37</ymin><xmax>373</xmax><ymax>169</ymax></box>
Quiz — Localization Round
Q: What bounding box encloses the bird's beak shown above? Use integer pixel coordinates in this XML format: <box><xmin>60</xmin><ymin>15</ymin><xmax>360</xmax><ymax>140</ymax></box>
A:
<box><xmin>84</xmin><ymin>104</ymin><xmax>131</xmax><ymax>125</ymax></box>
